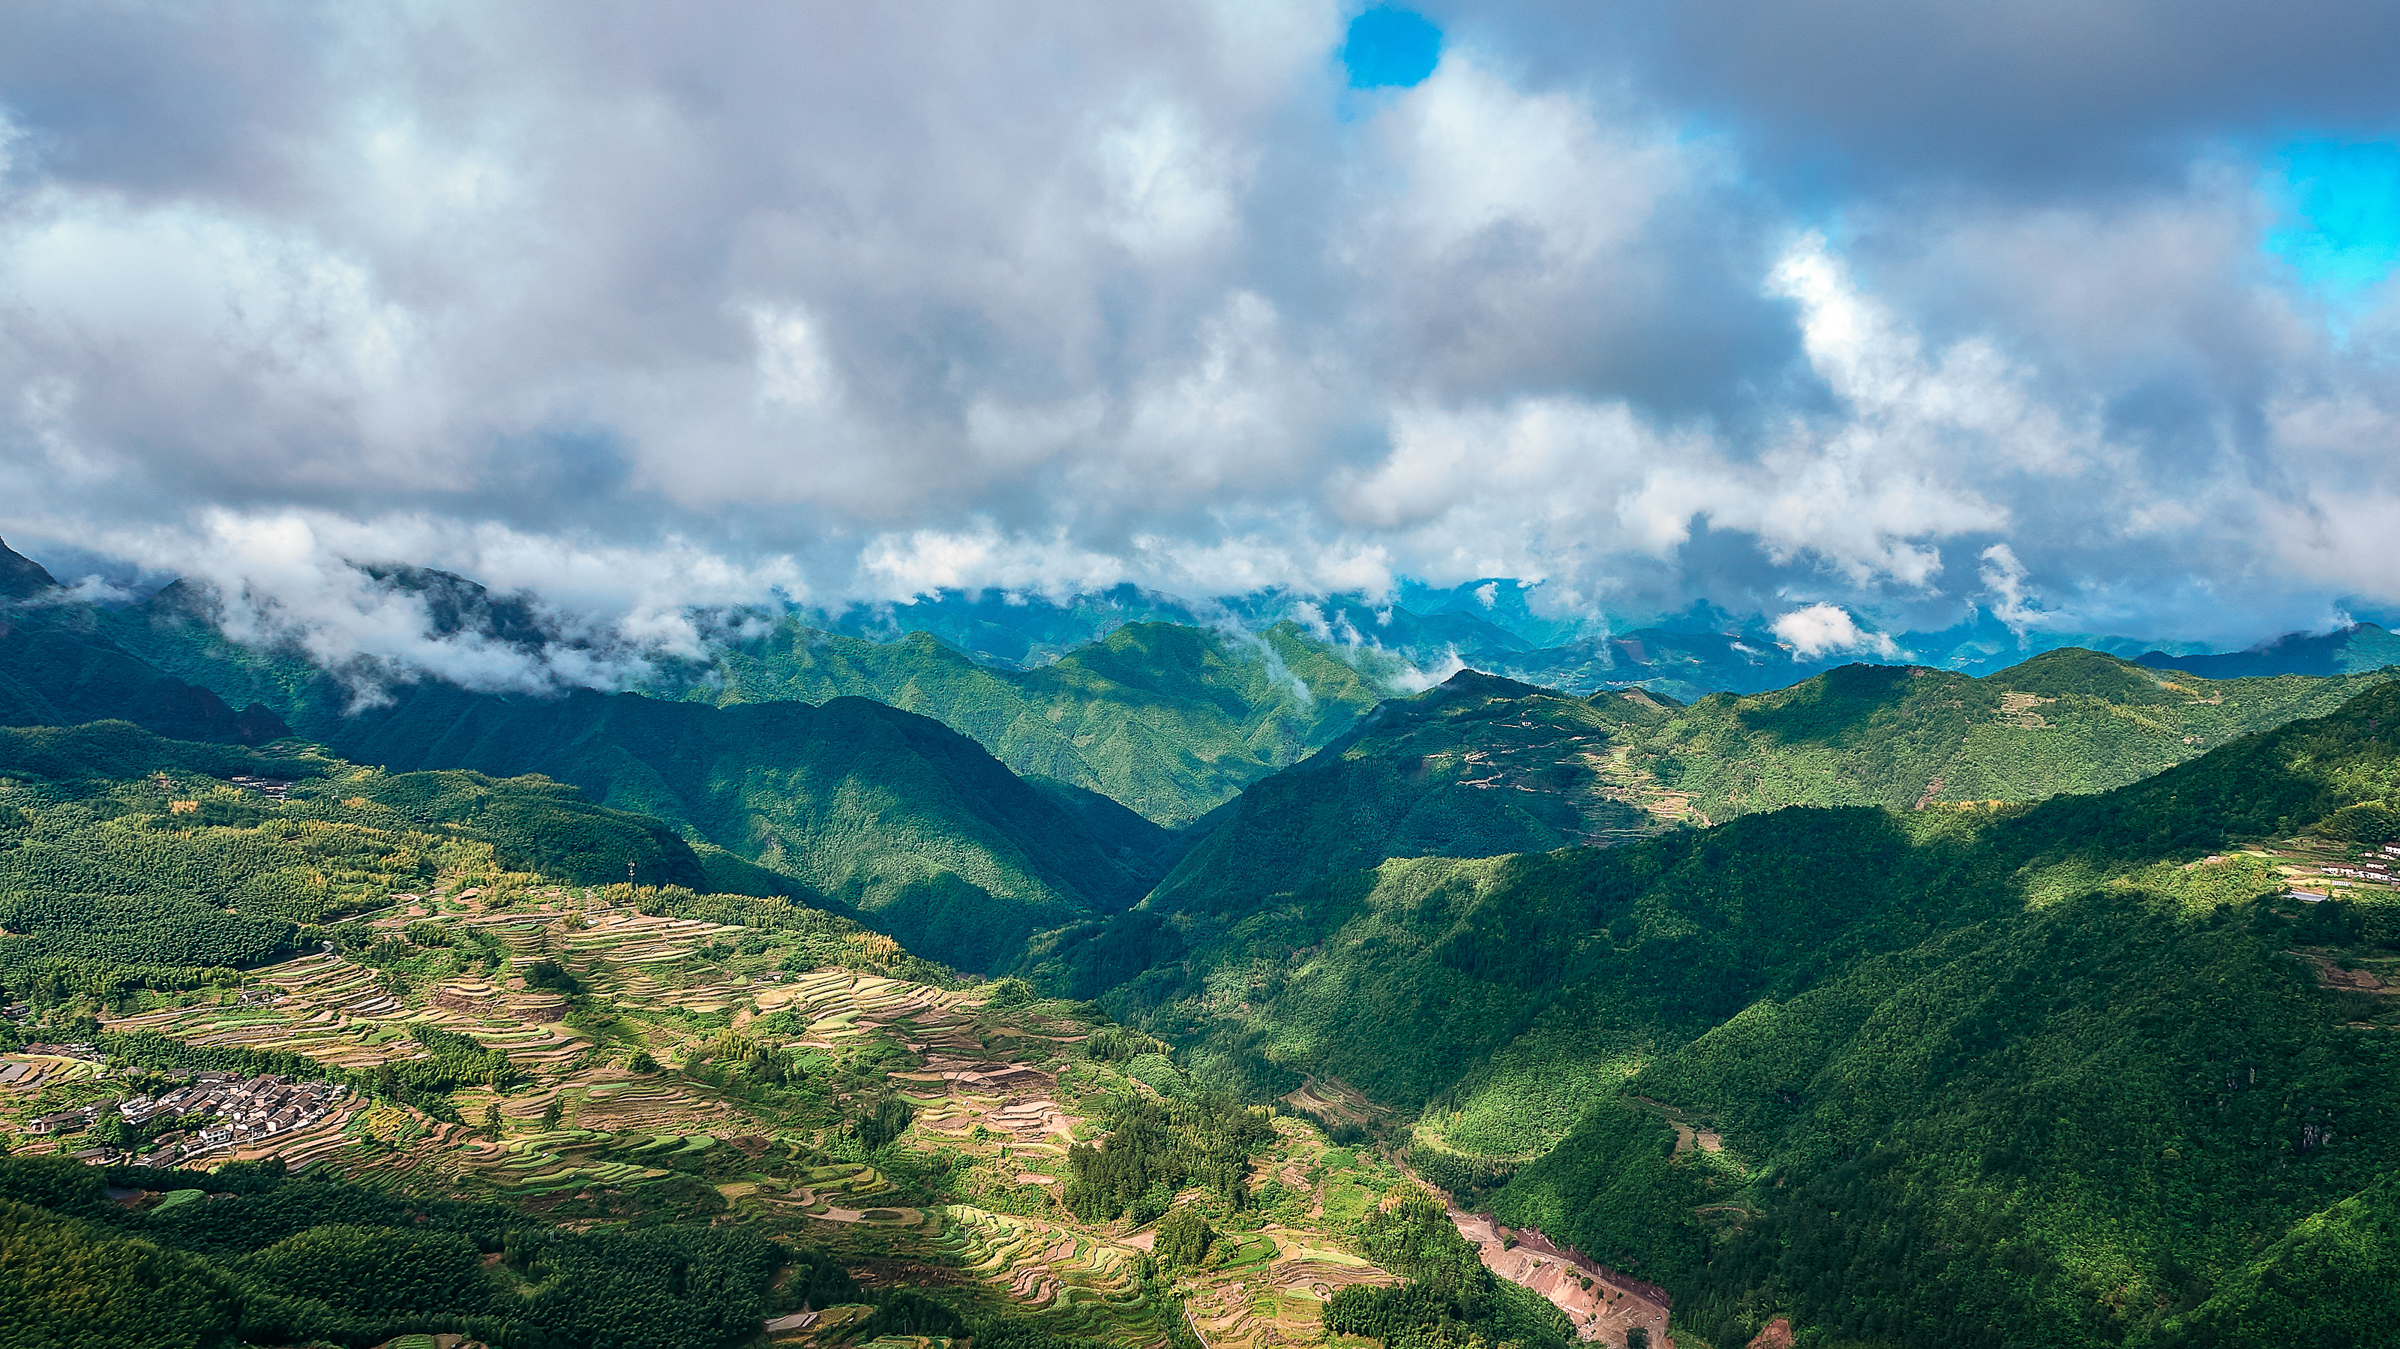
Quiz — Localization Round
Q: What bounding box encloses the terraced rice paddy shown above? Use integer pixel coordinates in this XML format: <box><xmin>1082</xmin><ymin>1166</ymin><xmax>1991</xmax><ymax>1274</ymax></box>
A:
<box><xmin>51</xmin><ymin>891</ymin><xmax>1418</xmax><ymax>1347</ymax></box>
<box><xmin>0</xmin><ymin>1054</ymin><xmax>105</xmax><ymax>1095</ymax></box>
<box><xmin>931</xmin><ymin>1205</ymin><xmax>1174</xmax><ymax>1338</ymax></box>
<box><xmin>1174</xmin><ymin>1220</ymin><xmax>1397</xmax><ymax>1349</ymax></box>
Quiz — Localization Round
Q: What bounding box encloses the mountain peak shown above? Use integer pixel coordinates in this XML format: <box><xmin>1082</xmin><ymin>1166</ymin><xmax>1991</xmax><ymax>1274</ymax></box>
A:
<box><xmin>1435</xmin><ymin>667</ymin><xmax>1549</xmax><ymax>699</ymax></box>
<box><xmin>0</xmin><ymin>538</ymin><xmax>60</xmax><ymax>600</ymax></box>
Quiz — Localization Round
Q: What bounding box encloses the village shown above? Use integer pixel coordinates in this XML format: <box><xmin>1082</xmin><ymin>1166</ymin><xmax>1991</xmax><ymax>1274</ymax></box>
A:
<box><xmin>18</xmin><ymin>1069</ymin><xmax>349</xmax><ymax>1166</ymax></box>
<box><xmin>2282</xmin><ymin>840</ymin><xmax>2400</xmax><ymax>902</ymax></box>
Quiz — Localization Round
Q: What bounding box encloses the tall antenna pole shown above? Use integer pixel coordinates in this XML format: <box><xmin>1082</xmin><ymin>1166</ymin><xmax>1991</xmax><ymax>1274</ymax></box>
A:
<box><xmin>626</xmin><ymin>859</ymin><xmax>635</xmax><ymax>886</ymax></box>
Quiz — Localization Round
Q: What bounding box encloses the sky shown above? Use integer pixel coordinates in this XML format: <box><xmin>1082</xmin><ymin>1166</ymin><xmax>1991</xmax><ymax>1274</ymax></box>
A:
<box><xmin>3</xmin><ymin>1</ymin><xmax>2400</xmax><ymax>681</ymax></box>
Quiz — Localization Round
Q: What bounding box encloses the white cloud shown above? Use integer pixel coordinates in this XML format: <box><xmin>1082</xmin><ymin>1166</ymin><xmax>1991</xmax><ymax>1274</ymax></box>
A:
<box><xmin>0</xmin><ymin>3</ymin><xmax>2397</xmax><ymax>665</ymax></box>
<box><xmin>1770</xmin><ymin>602</ymin><xmax>1903</xmax><ymax>661</ymax></box>
<box><xmin>747</xmin><ymin>303</ymin><xmax>841</xmax><ymax>411</ymax></box>
<box><xmin>1979</xmin><ymin>542</ymin><xmax>2046</xmax><ymax>634</ymax></box>
<box><xmin>80</xmin><ymin>508</ymin><xmax>806</xmax><ymax>700</ymax></box>
<box><xmin>857</xmin><ymin>524</ymin><xmax>1127</xmax><ymax>603</ymax></box>
<box><xmin>1385</xmin><ymin>57</ymin><xmax>1686</xmax><ymax>265</ymax></box>
<box><xmin>1097</xmin><ymin>105</ymin><xmax>1243</xmax><ymax>259</ymax></box>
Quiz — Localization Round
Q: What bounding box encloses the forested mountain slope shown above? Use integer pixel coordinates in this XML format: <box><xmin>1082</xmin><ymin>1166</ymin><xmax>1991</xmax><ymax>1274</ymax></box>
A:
<box><xmin>0</xmin><ymin>542</ymin><xmax>288</xmax><ymax>746</ymax></box>
<box><xmin>314</xmin><ymin>682</ymin><xmax>1169</xmax><ymax>972</ymax></box>
<box><xmin>1072</xmin><ymin>677</ymin><xmax>2400</xmax><ymax>1348</ymax></box>
<box><xmin>1089</xmin><ymin>672</ymin><xmax>1647</xmax><ymax>984</ymax></box>
<box><xmin>1588</xmin><ymin>646</ymin><xmax>2390</xmax><ymax>825</ymax></box>
<box><xmin>1060</xmin><ymin>651</ymin><xmax>2384</xmax><ymax>999</ymax></box>
<box><xmin>641</xmin><ymin>618</ymin><xmax>1405</xmax><ymax>826</ymax></box>
<box><xmin>106</xmin><ymin>576</ymin><xmax>1405</xmax><ymax>826</ymax></box>
<box><xmin>12</xmin><ymin>573</ymin><xmax>1176</xmax><ymax>971</ymax></box>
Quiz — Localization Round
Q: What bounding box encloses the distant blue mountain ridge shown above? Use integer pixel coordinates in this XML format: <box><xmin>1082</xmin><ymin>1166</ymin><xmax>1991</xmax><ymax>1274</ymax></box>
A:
<box><xmin>7</xmin><ymin>536</ymin><xmax>2394</xmax><ymax>700</ymax></box>
<box><xmin>800</xmin><ymin>579</ymin><xmax>2399</xmax><ymax>700</ymax></box>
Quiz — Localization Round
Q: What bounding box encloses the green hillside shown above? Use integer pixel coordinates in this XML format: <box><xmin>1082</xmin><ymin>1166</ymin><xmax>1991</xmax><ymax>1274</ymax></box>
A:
<box><xmin>644</xmin><ymin>617</ymin><xmax>1406</xmax><ymax>826</ymax></box>
<box><xmin>312</xmin><ymin>683</ymin><xmax>1168</xmax><ymax>972</ymax></box>
<box><xmin>0</xmin><ymin>600</ymin><xmax>289</xmax><ymax>748</ymax></box>
<box><xmin>1070</xmin><ymin>677</ymin><xmax>2400</xmax><ymax>1347</ymax></box>
<box><xmin>0</xmin><ymin>722</ymin><xmax>721</xmax><ymax>991</ymax></box>
<box><xmin>103</xmin><ymin>585</ymin><xmax>1406</xmax><ymax>827</ymax></box>
<box><xmin>1078</xmin><ymin>651</ymin><xmax>2384</xmax><ymax>992</ymax></box>
<box><xmin>30</xmin><ymin>586</ymin><xmax>1193</xmax><ymax>972</ymax></box>
<box><xmin>2153</xmin><ymin>1170</ymin><xmax>2400</xmax><ymax>1346</ymax></box>
<box><xmin>1049</xmin><ymin>671</ymin><xmax>1644</xmax><ymax>997</ymax></box>
<box><xmin>1589</xmin><ymin>646</ymin><xmax>2394</xmax><ymax>825</ymax></box>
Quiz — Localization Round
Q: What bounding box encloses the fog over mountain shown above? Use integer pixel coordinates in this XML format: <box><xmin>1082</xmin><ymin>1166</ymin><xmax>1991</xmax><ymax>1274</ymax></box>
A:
<box><xmin>4</xmin><ymin>2</ymin><xmax>2400</xmax><ymax>690</ymax></box>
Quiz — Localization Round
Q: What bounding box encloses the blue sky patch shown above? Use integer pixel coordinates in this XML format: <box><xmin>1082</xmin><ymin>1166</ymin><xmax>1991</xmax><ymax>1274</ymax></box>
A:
<box><xmin>2265</xmin><ymin>138</ymin><xmax>2400</xmax><ymax>298</ymax></box>
<box><xmin>1342</xmin><ymin>6</ymin><xmax>1442</xmax><ymax>89</ymax></box>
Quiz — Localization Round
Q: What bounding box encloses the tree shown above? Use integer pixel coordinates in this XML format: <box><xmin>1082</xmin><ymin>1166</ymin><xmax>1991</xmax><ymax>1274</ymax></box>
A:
<box><xmin>1155</xmin><ymin>1204</ymin><xmax>1216</xmax><ymax>1271</ymax></box>
<box><xmin>855</xmin><ymin>1094</ymin><xmax>916</xmax><ymax>1151</ymax></box>
<box><xmin>541</xmin><ymin>1096</ymin><xmax>565</xmax><ymax>1129</ymax></box>
<box><xmin>482</xmin><ymin>1102</ymin><xmax>502</xmax><ymax>1138</ymax></box>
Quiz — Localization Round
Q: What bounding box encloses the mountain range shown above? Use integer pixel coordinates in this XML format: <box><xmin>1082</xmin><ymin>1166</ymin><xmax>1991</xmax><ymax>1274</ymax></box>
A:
<box><xmin>8</xmin><ymin>540</ymin><xmax>2400</xmax><ymax>1347</ymax></box>
<box><xmin>638</xmin><ymin>615</ymin><xmax>1402</xmax><ymax>827</ymax></box>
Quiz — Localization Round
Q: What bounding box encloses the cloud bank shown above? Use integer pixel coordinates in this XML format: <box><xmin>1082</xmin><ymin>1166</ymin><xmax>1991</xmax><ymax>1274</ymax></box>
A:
<box><xmin>2</xmin><ymin>1</ymin><xmax>2399</xmax><ymax>681</ymax></box>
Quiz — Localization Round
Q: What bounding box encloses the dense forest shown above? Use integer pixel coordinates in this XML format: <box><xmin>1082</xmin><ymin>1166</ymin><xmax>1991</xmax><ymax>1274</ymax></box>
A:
<box><xmin>1076</xmin><ymin>680</ymin><xmax>2400</xmax><ymax>1346</ymax></box>
<box><xmin>0</xmin><ymin>1152</ymin><xmax>867</xmax><ymax>1349</ymax></box>
<box><xmin>1097</xmin><ymin>652</ymin><xmax>2392</xmax><ymax>979</ymax></box>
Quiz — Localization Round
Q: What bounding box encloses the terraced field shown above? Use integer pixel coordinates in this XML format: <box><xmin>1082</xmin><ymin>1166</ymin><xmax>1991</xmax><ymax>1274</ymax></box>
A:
<box><xmin>20</xmin><ymin>885</ymin><xmax>1427</xmax><ymax>1347</ymax></box>
<box><xmin>939</xmin><ymin>1207</ymin><xmax>1146</xmax><ymax>1310</ymax></box>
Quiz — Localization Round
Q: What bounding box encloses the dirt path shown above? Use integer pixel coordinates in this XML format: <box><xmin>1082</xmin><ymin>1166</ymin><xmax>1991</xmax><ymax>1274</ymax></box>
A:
<box><xmin>1385</xmin><ymin>1146</ymin><xmax>1673</xmax><ymax>1348</ymax></box>
<box><xmin>1445</xmin><ymin>1207</ymin><xmax>1673</xmax><ymax>1348</ymax></box>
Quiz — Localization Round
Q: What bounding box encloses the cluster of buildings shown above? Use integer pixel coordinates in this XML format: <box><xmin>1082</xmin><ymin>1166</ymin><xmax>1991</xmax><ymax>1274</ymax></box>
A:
<box><xmin>2286</xmin><ymin>843</ymin><xmax>2400</xmax><ymax>902</ymax></box>
<box><xmin>2319</xmin><ymin>858</ymin><xmax>2392</xmax><ymax>882</ymax></box>
<box><xmin>18</xmin><ymin>1041</ymin><xmax>99</xmax><ymax>1059</ymax></box>
<box><xmin>226</xmin><ymin>774</ymin><xmax>293</xmax><ymax>801</ymax></box>
<box><xmin>21</xmin><ymin>1072</ymin><xmax>347</xmax><ymax>1163</ymax></box>
<box><xmin>21</xmin><ymin>1100</ymin><xmax>108</xmax><ymax>1137</ymax></box>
